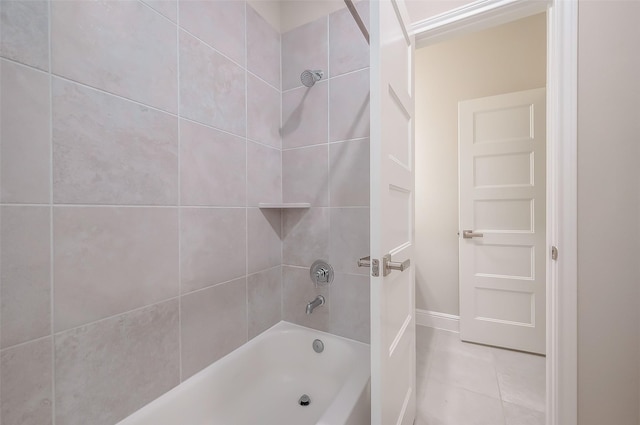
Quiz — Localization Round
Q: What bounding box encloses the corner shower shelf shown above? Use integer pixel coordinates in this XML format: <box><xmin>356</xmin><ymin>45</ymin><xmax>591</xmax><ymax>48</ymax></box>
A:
<box><xmin>258</xmin><ymin>203</ymin><xmax>311</xmax><ymax>209</ymax></box>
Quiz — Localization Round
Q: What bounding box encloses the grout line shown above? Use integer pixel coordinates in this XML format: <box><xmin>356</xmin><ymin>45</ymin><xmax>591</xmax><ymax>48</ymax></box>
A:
<box><xmin>281</xmin><ymin>136</ymin><xmax>370</xmax><ymax>152</ymax></box>
<box><xmin>278</xmin><ymin>26</ymin><xmax>285</xmax><ymax>325</ymax></box>
<box><xmin>178</xmin><ymin>25</ymin><xmax>284</xmax><ymax>92</ymax></box>
<box><xmin>50</xmin><ymin>73</ymin><xmax>179</xmax><ymax>117</ymax></box>
<box><xmin>176</xmin><ymin>2</ymin><xmax>183</xmax><ymax>384</ymax></box>
<box><xmin>23</xmin><ymin>65</ymin><xmax>260</xmax><ymax>147</ymax></box>
<box><xmin>47</xmin><ymin>0</ymin><xmax>56</xmax><ymax>421</ymax></box>
<box><xmin>12</xmin><ymin>204</ymin><xmax>246</xmax><ymax>209</ymax></box>
<box><xmin>245</xmin><ymin>136</ymin><xmax>280</xmax><ymax>152</ymax></box>
<box><xmin>136</xmin><ymin>0</ymin><xmax>176</xmax><ymax>26</ymax></box>
<box><xmin>247</xmin><ymin>69</ymin><xmax>281</xmax><ymax>95</ymax></box>
<box><xmin>246</xmin><ymin>264</ymin><xmax>281</xmax><ymax>279</ymax></box>
<box><xmin>281</xmin><ymin>78</ymin><xmax>327</xmax><ymax>95</ymax></box>
<box><xmin>49</xmin><ymin>297</ymin><xmax>181</xmax><ymax>340</ymax></box>
<box><xmin>0</xmin><ymin>56</ymin><xmax>49</xmax><ymax>75</ymax></box>
<box><xmin>326</xmin><ymin>14</ymin><xmax>334</xmax><ymax>330</ymax></box>
<box><xmin>47</xmin><ymin>73</ymin><xmax>267</xmax><ymax>145</ymax></box>
<box><xmin>0</xmin><ymin>334</ymin><xmax>54</xmax><ymax>353</ymax></box>
<box><xmin>244</xmin><ymin>1</ymin><xmax>250</xmax><ymax>344</ymax></box>
<box><xmin>182</xmin><ymin>276</ymin><xmax>248</xmax><ymax>298</ymax></box>
<box><xmin>326</xmin><ymin>12</ymin><xmax>332</xmax><ymax>212</ymax></box>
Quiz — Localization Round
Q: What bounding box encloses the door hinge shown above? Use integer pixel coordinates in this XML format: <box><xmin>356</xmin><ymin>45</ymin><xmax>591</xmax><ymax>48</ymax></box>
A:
<box><xmin>372</xmin><ymin>258</ymin><xmax>380</xmax><ymax>277</ymax></box>
<box><xmin>551</xmin><ymin>246</ymin><xmax>558</xmax><ymax>261</ymax></box>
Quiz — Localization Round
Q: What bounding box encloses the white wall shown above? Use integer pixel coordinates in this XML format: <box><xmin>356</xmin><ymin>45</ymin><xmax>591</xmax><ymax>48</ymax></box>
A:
<box><xmin>414</xmin><ymin>13</ymin><xmax>546</xmax><ymax>314</ymax></box>
<box><xmin>577</xmin><ymin>1</ymin><xmax>640</xmax><ymax>424</ymax></box>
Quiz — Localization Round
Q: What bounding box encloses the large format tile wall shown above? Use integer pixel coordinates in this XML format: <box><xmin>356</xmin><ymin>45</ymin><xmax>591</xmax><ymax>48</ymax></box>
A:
<box><xmin>0</xmin><ymin>1</ymin><xmax>371</xmax><ymax>423</ymax></box>
<box><xmin>280</xmin><ymin>2</ymin><xmax>371</xmax><ymax>344</ymax></box>
<box><xmin>0</xmin><ymin>1</ymin><xmax>282</xmax><ymax>424</ymax></box>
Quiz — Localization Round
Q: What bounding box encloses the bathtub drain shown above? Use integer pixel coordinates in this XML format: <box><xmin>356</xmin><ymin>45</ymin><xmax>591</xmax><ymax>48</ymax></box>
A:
<box><xmin>298</xmin><ymin>394</ymin><xmax>311</xmax><ymax>406</ymax></box>
<box><xmin>312</xmin><ymin>339</ymin><xmax>324</xmax><ymax>353</ymax></box>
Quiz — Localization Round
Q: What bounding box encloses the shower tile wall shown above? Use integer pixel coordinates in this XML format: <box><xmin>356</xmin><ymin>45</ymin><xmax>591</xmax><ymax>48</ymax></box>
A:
<box><xmin>281</xmin><ymin>1</ymin><xmax>371</xmax><ymax>344</ymax></box>
<box><xmin>0</xmin><ymin>1</ymin><xmax>282</xmax><ymax>424</ymax></box>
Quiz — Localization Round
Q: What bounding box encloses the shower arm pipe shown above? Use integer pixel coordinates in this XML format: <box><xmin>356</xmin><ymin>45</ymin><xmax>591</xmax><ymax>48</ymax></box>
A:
<box><xmin>344</xmin><ymin>0</ymin><xmax>370</xmax><ymax>45</ymax></box>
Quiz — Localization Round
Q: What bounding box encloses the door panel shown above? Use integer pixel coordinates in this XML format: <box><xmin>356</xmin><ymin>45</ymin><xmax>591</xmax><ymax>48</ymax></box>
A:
<box><xmin>370</xmin><ymin>0</ymin><xmax>416</xmax><ymax>424</ymax></box>
<box><xmin>459</xmin><ymin>88</ymin><xmax>546</xmax><ymax>354</ymax></box>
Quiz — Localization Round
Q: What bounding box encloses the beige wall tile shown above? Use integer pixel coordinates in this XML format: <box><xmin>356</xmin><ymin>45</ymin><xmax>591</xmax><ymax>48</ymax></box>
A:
<box><xmin>51</xmin><ymin>0</ymin><xmax>177</xmax><ymax>112</ymax></box>
<box><xmin>329</xmin><ymin>273</ymin><xmax>370</xmax><ymax>343</ymax></box>
<box><xmin>281</xmin><ymin>18</ymin><xmax>328</xmax><ymax>91</ymax></box>
<box><xmin>282</xmin><ymin>207</ymin><xmax>329</xmax><ymax>268</ymax></box>
<box><xmin>1</xmin><ymin>59</ymin><xmax>50</xmax><ymax>204</ymax></box>
<box><xmin>248</xmin><ymin>267</ymin><xmax>282</xmax><ymax>339</ymax></box>
<box><xmin>247</xmin><ymin>5</ymin><xmax>281</xmax><ymax>89</ymax></box>
<box><xmin>282</xmin><ymin>145</ymin><xmax>329</xmax><ymax>206</ymax></box>
<box><xmin>179</xmin><ymin>31</ymin><xmax>246</xmax><ymax>137</ymax></box>
<box><xmin>329</xmin><ymin>1</ymin><xmax>369</xmax><ymax>77</ymax></box>
<box><xmin>0</xmin><ymin>0</ymin><xmax>49</xmax><ymax>70</ymax></box>
<box><xmin>247</xmin><ymin>74</ymin><xmax>281</xmax><ymax>148</ymax></box>
<box><xmin>329</xmin><ymin>208</ymin><xmax>370</xmax><ymax>275</ymax></box>
<box><xmin>247</xmin><ymin>208</ymin><xmax>282</xmax><ymax>274</ymax></box>
<box><xmin>179</xmin><ymin>0</ymin><xmax>245</xmax><ymax>66</ymax></box>
<box><xmin>329</xmin><ymin>69</ymin><xmax>370</xmax><ymax>142</ymax></box>
<box><xmin>141</xmin><ymin>0</ymin><xmax>177</xmax><ymax>22</ymax></box>
<box><xmin>282</xmin><ymin>265</ymin><xmax>329</xmax><ymax>332</ymax></box>
<box><xmin>329</xmin><ymin>138</ymin><xmax>370</xmax><ymax>207</ymax></box>
<box><xmin>282</xmin><ymin>82</ymin><xmax>328</xmax><ymax>149</ymax></box>
<box><xmin>0</xmin><ymin>337</ymin><xmax>53</xmax><ymax>425</ymax></box>
<box><xmin>180</xmin><ymin>208</ymin><xmax>246</xmax><ymax>293</ymax></box>
<box><xmin>55</xmin><ymin>300</ymin><xmax>179</xmax><ymax>425</ymax></box>
<box><xmin>180</xmin><ymin>278</ymin><xmax>247</xmax><ymax>379</ymax></box>
<box><xmin>52</xmin><ymin>79</ymin><xmax>179</xmax><ymax>206</ymax></box>
<box><xmin>1</xmin><ymin>206</ymin><xmax>51</xmax><ymax>348</ymax></box>
<box><xmin>247</xmin><ymin>142</ymin><xmax>282</xmax><ymax>206</ymax></box>
<box><xmin>53</xmin><ymin>207</ymin><xmax>179</xmax><ymax>331</ymax></box>
<box><xmin>180</xmin><ymin>119</ymin><xmax>246</xmax><ymax>207</ymax></box>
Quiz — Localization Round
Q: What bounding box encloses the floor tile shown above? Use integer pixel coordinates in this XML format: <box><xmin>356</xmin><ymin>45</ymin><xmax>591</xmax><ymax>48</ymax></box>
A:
<box><xmin>415</xmin><ymin>326</ymin><xmax>546</xmax><ymax>424</ymax></box>
<box><xmin>497</xmin><ymin>371</ymin><xmax>545</xmax><ymax>413</ymax></box>
<box><xmin>429</xmin><ymin>350</ymin><xmax>500</xmax><ymax>398</ymax></box>
<box><xmin>503</xmin><ymin>401</ymin><xmax>546</xmax><ymax>425</ymax></box>
<box><xmin>493</xmin><ymin>347</ymin><xmax>546</xmax><ymax>379</ymax></box>
<box><xmin>417</xmin><ymin>378</ymin><xmax>505</xmax><ymax>425</ymax></box>
<box><xmin>435</xmin><ymin>330</ymin><xmax>495</xmax><ymax>363</ymax></box>
<box><xmin>416</xmin><ymin>325</ymin><xmax>439</xmax><ymax>352</ymax></box>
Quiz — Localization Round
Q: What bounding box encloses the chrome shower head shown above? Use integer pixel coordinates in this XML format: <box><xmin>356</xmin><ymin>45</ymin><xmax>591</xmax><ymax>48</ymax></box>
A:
<box><xmin>300</xmin><ymin>69</ymin><xmax>324</xmax><ymax>87</ymax></box>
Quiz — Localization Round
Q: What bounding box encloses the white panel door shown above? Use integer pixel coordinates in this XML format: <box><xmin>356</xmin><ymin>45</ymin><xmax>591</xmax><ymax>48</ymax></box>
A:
<box><xmin>370</xmin><ymin>1</ymin><xmax>415</xmax><ymax>424</ymax></box>
<box><xmin>459</xmin><ymin>88</ymin><xmax>546</xmax><ymax>354</ymax></box>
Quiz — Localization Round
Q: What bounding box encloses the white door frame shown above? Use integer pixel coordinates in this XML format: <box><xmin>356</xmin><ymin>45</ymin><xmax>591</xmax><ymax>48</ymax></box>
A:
<box><xmin>410</xmin><ymin>1</ymin><xmax>578</xmax><ymax>425</ymax></box>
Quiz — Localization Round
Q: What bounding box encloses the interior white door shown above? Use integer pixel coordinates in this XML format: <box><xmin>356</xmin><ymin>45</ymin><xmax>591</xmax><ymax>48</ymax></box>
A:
<box><xmin>370</xmin><ymin>1</ymin><xmax>415</xmax><ymax>424</ymax></box>
<box><xmin>459</xmin><ymin>88</ymin><xmax>546</xmax><ymax>354</ymax></box>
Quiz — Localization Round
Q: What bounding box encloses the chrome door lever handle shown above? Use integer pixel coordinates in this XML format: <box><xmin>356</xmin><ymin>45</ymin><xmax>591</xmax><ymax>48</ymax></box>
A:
<box><xmin>462</xmin><ymin>230</ymin><xmax>484</xmax><ymax>239</ymax></box>
<box><xmin>357</xmin><ymin>256</ymin><xmax>371</xmax><ymax>267</ymax></box>
<box><xmin>382</xmin><ymin>254</ymin><xmax>410</xmax><ymax>276</ymax></box>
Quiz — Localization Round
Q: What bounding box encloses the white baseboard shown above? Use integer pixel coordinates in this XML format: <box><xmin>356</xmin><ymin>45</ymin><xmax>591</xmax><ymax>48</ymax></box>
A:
<box><xmin>416</xmin><ymin>309</ymin><xmax>460</xmax><ymax>333</ymax></box>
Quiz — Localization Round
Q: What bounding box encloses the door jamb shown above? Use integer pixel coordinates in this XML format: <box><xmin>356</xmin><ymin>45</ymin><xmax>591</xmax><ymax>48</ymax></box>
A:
<box><xmin>410</xmin><ymin>1</ymin><xmax>578</xmax><ymax>425</ymax></box>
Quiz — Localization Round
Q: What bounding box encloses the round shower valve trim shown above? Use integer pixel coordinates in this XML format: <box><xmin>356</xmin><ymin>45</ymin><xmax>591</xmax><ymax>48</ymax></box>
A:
<box><xmin>310</xmin><ymin>260</ymin><xmax>334</xmax><ymax>286</ymax></box>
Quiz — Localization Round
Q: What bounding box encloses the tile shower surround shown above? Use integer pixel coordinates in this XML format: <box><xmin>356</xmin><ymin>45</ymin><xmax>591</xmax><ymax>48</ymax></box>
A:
<box><xmin>0</xmin><ymin>1</ymin><xmax>370</xmax><ymax>424</ymax></box>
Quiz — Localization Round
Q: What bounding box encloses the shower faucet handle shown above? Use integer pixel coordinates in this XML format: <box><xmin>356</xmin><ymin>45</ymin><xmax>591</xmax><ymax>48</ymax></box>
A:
<box><xmin>310</xmin><ymin>260</ymin><xmax>334</xmax><ymax>286</ymax></box>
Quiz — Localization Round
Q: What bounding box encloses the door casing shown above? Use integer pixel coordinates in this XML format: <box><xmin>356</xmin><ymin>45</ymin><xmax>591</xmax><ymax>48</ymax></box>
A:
<box><xmin>410</xmin><ymin>1</ymin><xmax>578</xmax><ymax>424</ymax></box>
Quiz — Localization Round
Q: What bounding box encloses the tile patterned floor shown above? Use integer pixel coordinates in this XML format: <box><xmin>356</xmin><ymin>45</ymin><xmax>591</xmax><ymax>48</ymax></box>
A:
<box><xmin>415</xmin><ymin>326</ymin><xmax>545</xmax><ymax>425</ymax></box>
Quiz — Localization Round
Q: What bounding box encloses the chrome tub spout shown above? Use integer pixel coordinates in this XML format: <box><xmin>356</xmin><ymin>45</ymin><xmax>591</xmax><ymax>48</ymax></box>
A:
<box><xmin>306</xmin><ymin>295</ymin><xmax>325</xmax><ymax>315</ymax></box>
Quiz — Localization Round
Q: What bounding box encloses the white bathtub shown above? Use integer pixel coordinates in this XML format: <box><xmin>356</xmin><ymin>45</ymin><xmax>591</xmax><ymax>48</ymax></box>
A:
<box><xmin>117</xmin><ymin>321</ymin><xmax>371</xmax><ymax>425</ymax></box>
